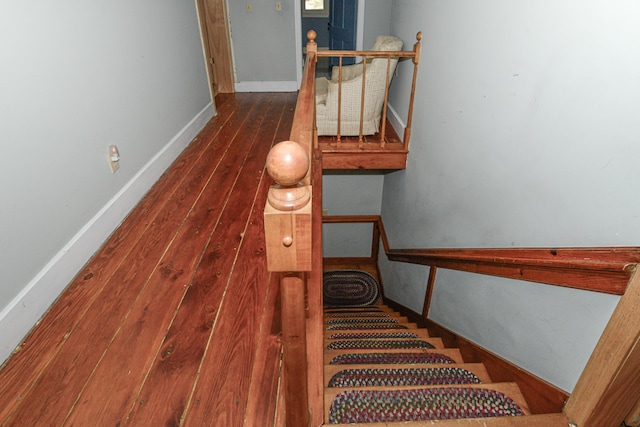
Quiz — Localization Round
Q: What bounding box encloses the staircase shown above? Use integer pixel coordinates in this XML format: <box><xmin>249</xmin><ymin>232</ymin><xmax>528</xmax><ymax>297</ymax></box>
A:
<box><xmin>322</xmin><ymin>271</ymin><xmax>569</xmax><ymax>426</ymax></box>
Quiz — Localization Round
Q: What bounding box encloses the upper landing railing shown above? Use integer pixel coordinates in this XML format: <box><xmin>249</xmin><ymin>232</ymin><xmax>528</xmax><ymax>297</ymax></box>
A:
<box><xmin>311</xmin><ymin>31</ymin><xmax>422</xmax><ymax>170</ymax></box>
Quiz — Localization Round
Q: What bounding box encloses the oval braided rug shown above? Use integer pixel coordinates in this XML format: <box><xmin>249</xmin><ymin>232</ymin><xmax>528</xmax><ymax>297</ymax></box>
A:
<box><xmin>329</xmin><ymin>352</ymin><xmax>456</xmax><ymax>365</ymax></box>
<box><xmin>323</xmin><ymin>270</ymin><xmax>381</xmax><ymax>307</ymax></box>
<box><xmin>328</xmin><ymin>367</ymin><xmax>482</xmax><ymax>388</ymax></box>
<box><xmin>329</xmin><ymin>387</ymin><xmax>524</xmax><ymax>423</ymax></box>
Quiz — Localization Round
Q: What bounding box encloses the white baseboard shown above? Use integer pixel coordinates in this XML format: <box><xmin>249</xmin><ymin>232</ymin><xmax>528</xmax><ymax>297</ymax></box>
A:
<box><xmin>234</xmin><ymin>80</ymin><xmax>298</xmax><ymax>92</ymax></box>
<box><xmin>387</xmin><ymin>103</ymin><xmax>406</xmax><ymax>142</ymax></box>
<box><xmin>0</xmin><ymin>102</ymin><xmax>216</xmax><ymax>366</ymax></box>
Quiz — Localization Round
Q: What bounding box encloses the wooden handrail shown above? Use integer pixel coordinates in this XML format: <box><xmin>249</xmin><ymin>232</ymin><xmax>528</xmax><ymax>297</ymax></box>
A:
<box><xmin>323</xmin><ymin>215</ymin><xmax>640</xmax><ymax>295</ymax></box>
<box><xmin>291</xmin><ymin>33</ymin><xmax>317</xmax><ymax>177</ymax></box>
<box><xmin>316</xmin><ymin>50</ymin><xmax>419</xmax><ymax>59</ymax></box>
<box><xmin>387</xmin><ymin>248</ymin><xmax>638</xmax><ymax>295</ymax></box>
<box><xmin>263</xmin><ymin>31</ymin><xmax>323</xmax><ymax>427</ymax></box>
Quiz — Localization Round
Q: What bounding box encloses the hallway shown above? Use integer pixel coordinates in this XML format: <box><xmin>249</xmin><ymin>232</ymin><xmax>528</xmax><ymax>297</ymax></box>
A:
<box><xmin>0</xmin><ymin>93</ymin><xmax>296</xmax><ymax>426</ymax></box>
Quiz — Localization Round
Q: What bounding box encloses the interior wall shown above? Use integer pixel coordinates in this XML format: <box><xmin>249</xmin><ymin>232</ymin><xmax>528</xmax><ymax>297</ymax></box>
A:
<box><xmin>322</xmin><ymin>173</ymin><xmax>383</xmax><ymax>257</ymax></box>
<box><xmin>0</xmin><ymin>0</ymin><xmax>212</xmax><ymax>364</ymax></box>
<box><xmin>228</xmin><ymin>0</ymin><xmax>298</xmax><ymax>91</ymax></box>
<box><xmin>379</xmin><ymin>0</ymin><xmax>640</xmax><ymax>392</ymax></box>
<box><xmin>362</xmin><ymin>0</ymin><xmax>392</xmax><ymax>49</ymax></box>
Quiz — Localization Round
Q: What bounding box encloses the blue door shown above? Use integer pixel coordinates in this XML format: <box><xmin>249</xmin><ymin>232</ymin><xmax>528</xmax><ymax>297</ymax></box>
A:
<box><xmin>329</xmin><ymin>0</ymin><xmax>357</xmax><ymax>66</ymax></box>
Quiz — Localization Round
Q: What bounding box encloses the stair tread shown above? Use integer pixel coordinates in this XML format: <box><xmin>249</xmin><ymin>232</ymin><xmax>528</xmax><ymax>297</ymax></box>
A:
<box><xmin>324</xmin><ymin>307</ymin><xmax>396</xmax><ymax>314</ymax></box>
<box><xmin>324</xmin><ymin>329</ymin><xmax>431</xmax><ymax>340</ymax></box>
<box><xmin>327</xmin><ymin>412</ymin><xmax>569</xmax><ymax>426</ymax></box>
<box><xmin>324</xmin><ymin>363</ymin><xmax>493</xmax><ymax>387</ymax></box>
<box><xmin>321</xmin><ymin>273</ymin><xmax>537</xmax><ymax>426</ymax></box>
<box><xmin>325</xmin><ymin>316</ymin><xmax>410</xmax><ymax>324</ymax></box>
<box><xmin>324</xmin><ymin>305</ymin><xmax>397</xmax><ymax>311</ymax></box>
<box><xmin>324</xmin><ymin>382</ymin><xmax>532</xmax><ymax>424</ymax></box>
<box><xmin>324</xmin><ymin>348</ymin><xmax>465</xmax><ymax>365</ymax></box>
<box><xmin>324</xmin><ymin>313</ymin><xmax>405</xmax><ymax>321</ymax></box>
<box><xmin>325</xmin><ymin>322</ymin><xmax>419</xmax><ymax>331</ymax></box>
<box><xmin>325</xmin><ymin>337</ymin><xmax>444</xmax><ymax>352</ymax></box>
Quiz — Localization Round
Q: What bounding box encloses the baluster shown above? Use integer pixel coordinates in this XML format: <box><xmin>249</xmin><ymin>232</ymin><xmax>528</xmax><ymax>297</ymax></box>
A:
<box><xmin>359</xmin><ymin>59</ymin><xmax>366</xmax><ymax>148</ymax></box>
<box><xmin>380</xmin><ymin>57</ymin><xmax>391</xmax><ymax>149</ymax></box>
<box><xmin>337</xmin><ymin>56</ymin><xmax>343</xmax><ymax>145</ymax></box>
<box><xmin>403</xmin><ymin>31</ymin><xmax>422</xmax><ymax>151</ymax></box>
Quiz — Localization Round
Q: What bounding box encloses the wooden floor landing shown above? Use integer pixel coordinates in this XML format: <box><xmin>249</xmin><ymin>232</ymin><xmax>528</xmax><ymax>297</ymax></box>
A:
<box><xmin>0</xmin><ymin>92</ymin><xmax>296</xmax><ymax>426</ymax></box>
<box><xmin>318</xmin><ymin>119</ymin><xmax>407</xmax><ymax>170</ymax></box>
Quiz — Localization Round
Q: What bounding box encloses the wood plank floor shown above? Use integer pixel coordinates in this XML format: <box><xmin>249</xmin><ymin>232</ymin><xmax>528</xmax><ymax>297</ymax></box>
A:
<box><xmin>0</xmin><ymin>92</ymin><xmax>297</xmax><ymax>427</ymax></box>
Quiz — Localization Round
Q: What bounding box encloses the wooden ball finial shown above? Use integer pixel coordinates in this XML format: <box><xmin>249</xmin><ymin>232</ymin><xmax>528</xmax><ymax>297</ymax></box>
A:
<box><xmin>266</xmin><ymin>140</ymin><xmax>309</xmax><ymax>186</ymax></box>
<box><xmin>266</xmin><ymin>141</ymin><xmax>310</xmax><ymax>211</ymax></box>
<box><xmin>307</xmin><ymin>30</ymin><xmax>317</xmax><ymax>43</ymax></box>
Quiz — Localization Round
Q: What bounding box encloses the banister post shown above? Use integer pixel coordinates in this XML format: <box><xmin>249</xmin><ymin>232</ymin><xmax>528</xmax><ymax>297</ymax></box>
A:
<box><xmin>264</xmin><ymin>139</ymin><xmax>313</xmax><ymax>425</ymax></box>
<box><xmin>306</xmin><ymin>29</ymin><xmax>317</xmax><ymax>56</ymax></box>
<box><xmin>281</xmin><ymin>274</ymin><xmax>310</xmax><ymax>427</ymax></box>
<box><xmin>403</xmin><ymin>31</ymin><xmax>422</xmax><ymax>151</ymax></box>
<box><xmin>264</xmin><ymin>140</ymin><xmax>312</xmax><ymax>272</ymax></box>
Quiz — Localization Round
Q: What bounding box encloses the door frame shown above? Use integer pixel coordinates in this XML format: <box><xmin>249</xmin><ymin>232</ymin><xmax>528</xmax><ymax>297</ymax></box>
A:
<box><xmin>295</xmin><ymin>0</ymin><xmax>364</xmax><ymax>87</ymax></box>
<box><xmin>195</xmin><ymin>0</ymin><xmax>235</xmax><ymax>99</ymax></box>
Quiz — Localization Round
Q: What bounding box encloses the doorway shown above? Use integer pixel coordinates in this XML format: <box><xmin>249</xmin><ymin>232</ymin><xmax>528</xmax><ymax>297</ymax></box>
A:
<box><xmin>196</xmin><ymin>0</ymin><xmax>235</xmax><ymax>97</ymax></box>
<box><xmin>296</xmin><ymin>0</ymin><xmax>364</xmax><ymax>84</ymax></box>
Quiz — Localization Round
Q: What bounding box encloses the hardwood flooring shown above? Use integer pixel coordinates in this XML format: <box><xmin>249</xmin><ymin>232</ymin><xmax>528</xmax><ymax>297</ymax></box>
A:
<box><xmin>0</xmin><ymin>92</ymin><xmax>297</xmax><ymax>427</ymax></box>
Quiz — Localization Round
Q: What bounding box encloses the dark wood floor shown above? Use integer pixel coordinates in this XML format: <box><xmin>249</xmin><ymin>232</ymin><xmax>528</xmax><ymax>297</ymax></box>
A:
<box><xmin>0</xmin><ymin>92</ymin><xmax>297</xmax><ymax>426</ymax></box>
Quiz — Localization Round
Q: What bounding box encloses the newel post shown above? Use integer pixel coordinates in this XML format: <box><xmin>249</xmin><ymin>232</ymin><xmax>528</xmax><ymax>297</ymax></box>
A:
<box><xmin>264</xmin><ymin>140</ymin><xmax>312</xmax><ymax>426</ymax></box>
<box><xmin>264</xmin><ymin>140</ymin><xmax>312</xmax><ymax>272</ymax></box>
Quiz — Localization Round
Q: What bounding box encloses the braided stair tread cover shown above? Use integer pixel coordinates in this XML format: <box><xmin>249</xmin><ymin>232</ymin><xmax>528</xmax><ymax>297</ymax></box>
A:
<box><xmin>325</xmin><ymin>312</ymin><xmax>392</xmax><ymax>318</ymax></box>
<box><xmin>327</xmin><ymin>339</ymin><xmax>435</xmax><ymax>350</ymax></box>
<box><xmin>328</xmin><ymin>332</ymin><xmax>420</xmax><ymax>340</ymax></box>
<box><xmin>326</xmin><ymin>319</ymin><xmax>401</xmax><ymax>326</ymax></box>
<box><xmin>328</xmin><ymin>367</ymin><xmax>482</xmax><ymax>388</ymax></box>
<box><xmin>330</xmin><ymin>352</ymin><xmax>456</xmax><ymax>365</ymax></box>
<box><xmin>329</xmin><ymin>387</ymin><xmax>525</xmax><ymax>423</ymax></box>
<box><xmin>324</xmin><ymin>308</ymin><xmax>384</xmax><ymax>313</ymax></box>
<box><xmin>327</xmin><ymin>323</ymin><xmax>408</xmax><ymax>330</ymax></box>
<box><xmin>323</xmin><ymin>270</ymin><xmax>382</xmax><ymax>307</ymax></box>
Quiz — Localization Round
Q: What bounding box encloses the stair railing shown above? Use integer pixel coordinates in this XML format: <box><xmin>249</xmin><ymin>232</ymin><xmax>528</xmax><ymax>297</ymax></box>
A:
<box><xmin>315</xmin><ymin>32</ymin><xmax>421</xmax><ymax>150</ymax></box>
<box><xmin>263</xmin><ymin>32</ymin><xmax>323</xmax><ymax>427</ymax></box>
<box><xmin>323</xmin><ymin>214</ymin><xmax>640</xmax><ymax>426</ymax></box>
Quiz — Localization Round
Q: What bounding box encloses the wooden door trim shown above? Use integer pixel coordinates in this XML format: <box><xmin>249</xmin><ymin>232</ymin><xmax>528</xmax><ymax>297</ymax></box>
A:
<box><xmin>195</xmin><ymin>0</ymin><xmax>216</xmax><ymax>100</ymax></box>
<box><xmin>195</xmin><ymin>0</ymin><xmax>235</xmax><ymax>96</ymax></box>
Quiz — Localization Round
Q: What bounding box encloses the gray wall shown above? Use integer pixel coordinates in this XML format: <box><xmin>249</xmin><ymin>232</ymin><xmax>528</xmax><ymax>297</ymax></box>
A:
<box><xmin>228</xmin><ymin>0</ymin><xmax>297</xmax><ymax>87</ymax></box>
<box><xmin>378</xmin><ymin>0</ymin><xmax>640</xmax><ymax>392</ymax></box>
<box><xmin>362</xmin><ymin>0</ymin><xmax>392</xmax><ymax>49</ymax></box>
<box><xmin>0</xmin><ymin>1</ymin><xmax>212</xmax><ymax>363</ymax></box>
<box><xmin>322</xmin><ymin>173</ymin><xmax>384</xmax><ymax>257</ymax></box>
